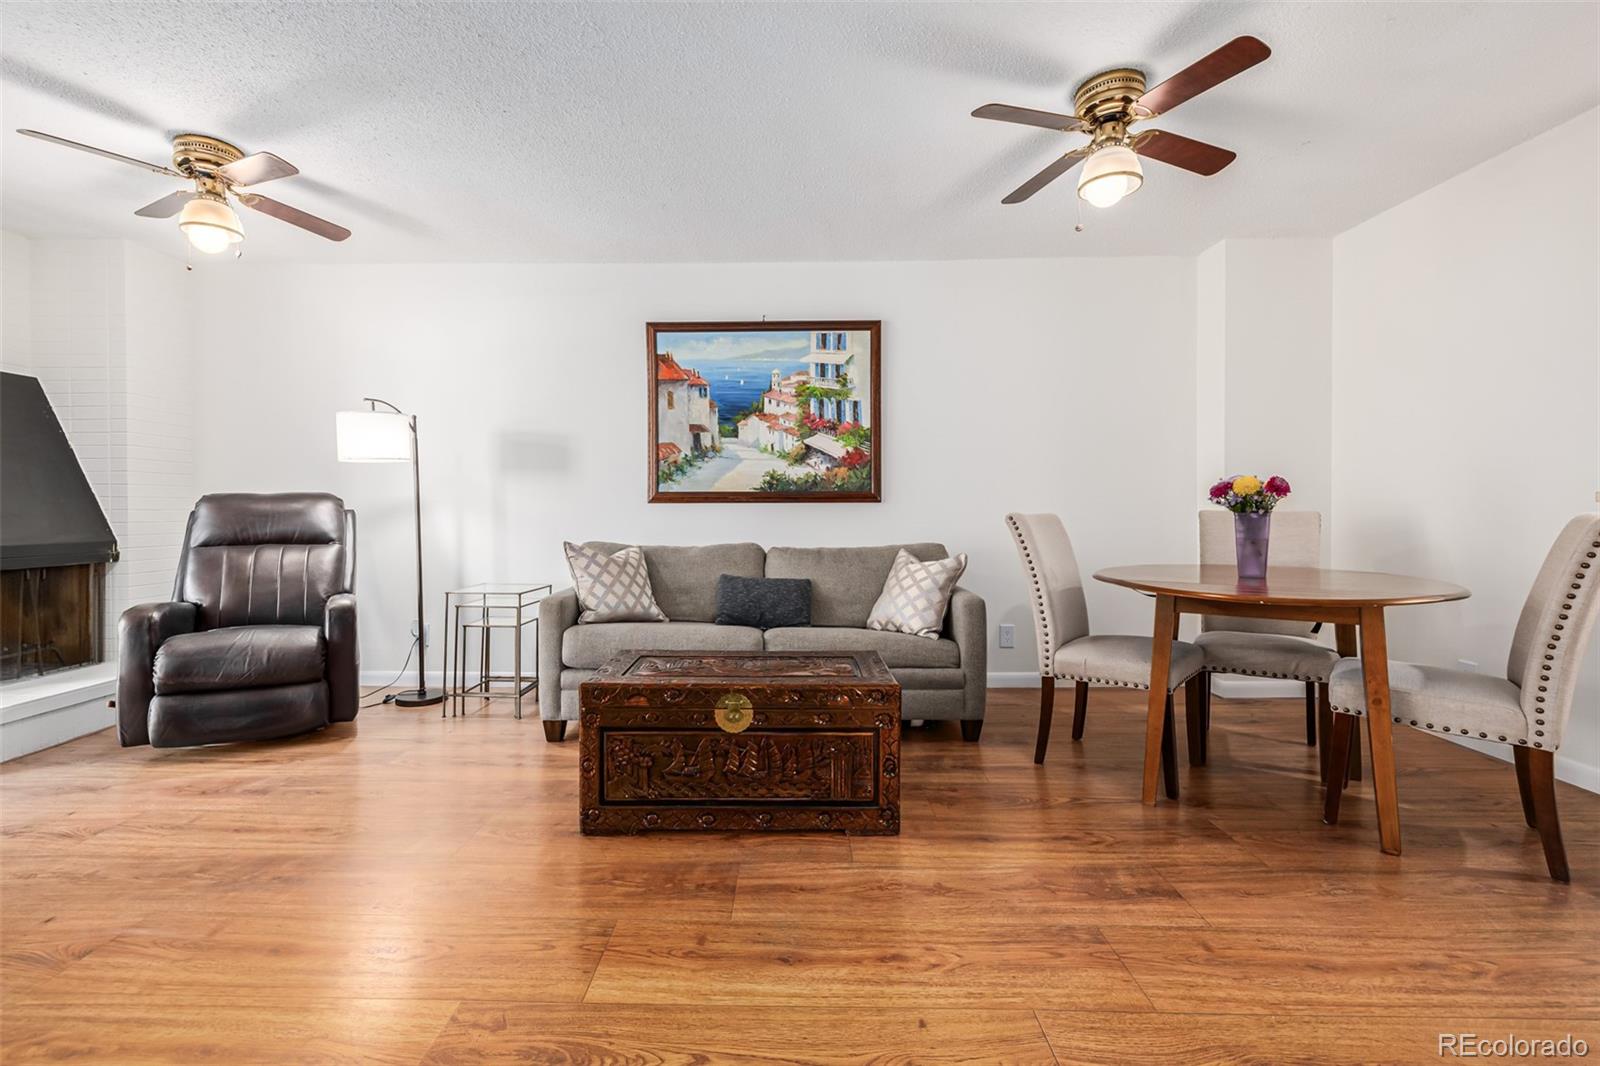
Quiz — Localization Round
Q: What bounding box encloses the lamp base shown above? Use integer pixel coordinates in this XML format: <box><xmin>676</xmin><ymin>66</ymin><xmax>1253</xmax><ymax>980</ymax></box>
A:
<box><xmin>392</xmin><ymin>687</ymin><xmax>446</xmax><ymax>708</ymax></box>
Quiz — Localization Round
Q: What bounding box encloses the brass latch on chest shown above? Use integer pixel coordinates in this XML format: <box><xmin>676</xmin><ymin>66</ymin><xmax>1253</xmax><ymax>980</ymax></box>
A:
<box><xmin>714</xmin><ymin>693</ymin><xmax>753</xmax><ymax>734</ymax></box>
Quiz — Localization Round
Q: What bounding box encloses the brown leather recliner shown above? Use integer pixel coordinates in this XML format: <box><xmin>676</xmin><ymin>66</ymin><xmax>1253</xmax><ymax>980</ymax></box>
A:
<box><xmin>118</xmin><ymin>492</ymin><xmax>359</xmax><ymax>748</ymax></box>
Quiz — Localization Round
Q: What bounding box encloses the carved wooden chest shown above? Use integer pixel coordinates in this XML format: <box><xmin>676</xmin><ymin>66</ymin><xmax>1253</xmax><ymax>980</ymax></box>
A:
<box><xmin>578</xmin><ymin>651</ymin><xmax>901</xmax><ymax>835</ymax></box>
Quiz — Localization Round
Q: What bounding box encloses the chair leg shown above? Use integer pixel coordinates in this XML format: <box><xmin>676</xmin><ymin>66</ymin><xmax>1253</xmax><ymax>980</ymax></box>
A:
<box><xmin>1160</xmin><ymin>692</ymin><xmax>1179</xmax><ymax>800</ymax></box>
<box><xmin>1199</xmin><ymin>672</ymin><xmax>1211</xmax><ymax>759</ymax></box>
<box><xmin>1322</xmin><ymin>713</ymin><xmax>1355</xmax><ymax>824</ymax></box>
<box><xmin>1316</xmin><ymin>683</ymin><xmax>1333</xmax><ymax>783</ymax></box>
<box><xmin>1523</xmin><ymin>748</ymin><xmax>1569</xmax><ymax>882</ymax></box>
<box><xmin>1347</xmin><ymin>718</ymin><xmax>1363</xmax><ymax>782</ymax></box>
<box><xmin>1513</xmin><ymin>746</ymin><xmax>1539</xmax><ymax>828</ymax></box>
<box><xmin>1185</xmin><ymin>676</ymin><xmax>1206</xmax><ymax>767</ymax></box>
<box><xmin>543</xmin><ymin>720</ymin><xmax>567</xmax><ymax>743</ymax></box>
<box><xmin>1034</xmin><ymin>677</ymin><xmax>1055</xmax><ymax>765</ymax></box>
<box><xmin>961</xmin><ymin>720</ymin><xmax>983</xmax><ymax>743</ymax></box>
<box><xmin>1070</xmin><ymin>680</ymin><xmax>1088</xmax><ymax>741</ymax></box>
<box><xmin>1304</xmin><ymin>682</ymin><xmax>1318</xmax><ymax>746</ymax></box>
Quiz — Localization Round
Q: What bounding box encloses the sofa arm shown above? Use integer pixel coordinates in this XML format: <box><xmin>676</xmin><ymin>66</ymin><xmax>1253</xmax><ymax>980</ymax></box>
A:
<box><xmin>539</xmin><ymin>588</ymin><xmax>580</xmax><ymax>720</ymax></box>
<box><xmin>947</xmin><ymin>587</ymin><xmax>987</xmax><ymax>720</ymax></box>
<box><xmin>324</xmin><ymin>593</ymin><xmax>360</xmax><ymax>723</ymax></box>
<box><xmin>117</xmin><ymin>601</ymin><xmax>198</xmax><ymax>747</ymax></box>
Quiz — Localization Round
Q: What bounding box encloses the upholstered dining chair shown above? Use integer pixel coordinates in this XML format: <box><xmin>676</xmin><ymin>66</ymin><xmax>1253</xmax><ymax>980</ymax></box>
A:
<box><xmin>1005</xmin><ymin>513</ymin><xmax>1204</xmax><ymax>795</ymax></box>
<box><xmin>1324</xmin><ymin>514</ymin><xmax>1600</xmax><ymax>882</ymax></box>
<box><xmin>1193</xmin><ymin>510</ymin><xmax>1358</xmax><ymax>781</ymax></box>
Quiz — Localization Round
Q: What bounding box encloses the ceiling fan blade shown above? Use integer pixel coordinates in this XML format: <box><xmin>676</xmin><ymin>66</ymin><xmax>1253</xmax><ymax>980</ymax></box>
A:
<box><xmin>1133</xmin><ymin>129</ymin><xmax>1236</xmax><ymax>176</ymax></box>
<box><xmin>972</xmin><ymin>103</ymin><xmax>1088</xmax><ymax>134</ymax></box>
<box><xmin>133</xmin><ymin>190</ymin><xmax>196</xmax><ymax>218</ymax></box>
<box><xmin>16</xmin><ymin>128</ymin><xmax>181</xmax><ymax>177</ymax></box>
<box><xmin>237</xmin><ymin>192</ymin><xmax>351</xmax><ymax>241</ymax></box>
<box><xmin>1001</xmin><ymin>147</ymin><xmax>1092</xmax><ymax>204</ymax></box>
<box><xmin>1136</xmin><ymin>36</ymin><xmax>1271</xmax><ymax>118</ymax></box>
<box><xmin>218</xmin><ymin>151</ymin><xmax>298</xmax><ymax>187</ymax></box>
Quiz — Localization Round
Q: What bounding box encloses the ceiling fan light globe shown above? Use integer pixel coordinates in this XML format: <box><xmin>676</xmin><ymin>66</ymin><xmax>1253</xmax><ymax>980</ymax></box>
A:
<box><xmin>178</xmin><ymin>196</ymin><xmax>244</xmax><ymax>254</ymax></box>
<box><xmin>1077</xmin><ymin>145</ymin><xmax>1143</xmax><ymax>209</ymax></box>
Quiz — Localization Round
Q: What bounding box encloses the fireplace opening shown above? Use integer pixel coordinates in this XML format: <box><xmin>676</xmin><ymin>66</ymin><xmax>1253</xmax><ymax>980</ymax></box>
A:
<box><xmin>1</xmin><ymin>564</ymin><xmax>107</xmax><ymax>681</ymax></box>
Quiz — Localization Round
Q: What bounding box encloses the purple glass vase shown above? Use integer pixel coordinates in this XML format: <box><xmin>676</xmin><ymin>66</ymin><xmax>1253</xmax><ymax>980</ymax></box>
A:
<box><xmin>1234</xmin><ymin>512</ymin><xmax>1271</xmax><ymax>581</ymax></box>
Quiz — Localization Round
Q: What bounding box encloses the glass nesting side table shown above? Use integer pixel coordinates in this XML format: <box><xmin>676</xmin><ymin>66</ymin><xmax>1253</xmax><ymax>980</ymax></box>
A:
<box><xmin>441</xmin><ymin>583</ymin><xmax>551</xmax><ymax>719</ymax></box>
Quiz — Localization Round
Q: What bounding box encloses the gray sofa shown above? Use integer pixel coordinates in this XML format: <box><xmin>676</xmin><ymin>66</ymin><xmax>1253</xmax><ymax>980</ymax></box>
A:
<box><xmin>538</xmin><ymin>541</ymin><xmax>986</xmax><ymax>742</ymax></box>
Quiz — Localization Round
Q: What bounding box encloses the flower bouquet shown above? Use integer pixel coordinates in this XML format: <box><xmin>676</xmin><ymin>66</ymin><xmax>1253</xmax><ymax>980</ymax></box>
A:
<box><xmin>1208</xmin><ymin>474</ymin><xmax>1291</xmax><ymax>579</ymax></box>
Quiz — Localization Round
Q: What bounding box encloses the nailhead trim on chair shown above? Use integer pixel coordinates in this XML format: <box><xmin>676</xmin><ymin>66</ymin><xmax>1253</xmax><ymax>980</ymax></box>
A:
<box><xmin>1329</xmin><ymin>699</ymin><xmax>1542</xmax><ymax>747</ymax></box>
<box><xmin>1007</xmin><ymin>515</ymin><xmax>1053</xmax><ymax>675</ymax></box>
<box><xmin>1052</xmin><ymin>668</ymin><xmax>1200</xmax><ymax>693</ymax></box>
<box><xmin>1203</xmin><ymin>665</ymin><xmax>1328</xmax><ymax>683</ymax></box>
<box><xmin>1527</xmin><ymin>536</ymin><xmax>1600</xmax><ymax>750</ymax></box>
<box><xmin>1057</xmin><ymin>672</ymin><xmax>1150</xmax><ymax>690</ymax></box>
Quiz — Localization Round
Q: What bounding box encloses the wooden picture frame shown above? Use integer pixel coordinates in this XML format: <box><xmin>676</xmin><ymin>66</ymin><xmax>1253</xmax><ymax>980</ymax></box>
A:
<box><xmin>647</xmin><ymin>320</ymin><xmax>881</xmax><ymax>503</ymax></box>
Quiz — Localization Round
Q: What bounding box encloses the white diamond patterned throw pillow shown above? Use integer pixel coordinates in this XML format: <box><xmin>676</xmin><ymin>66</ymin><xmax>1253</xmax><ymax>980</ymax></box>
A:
<box><xmin>564</xmin><ymin>542</ymin><xmax>668</xmax><ymax>624</ymax></box>
<box><xmin>866</xmin><ymin>549</ymin><xmax>968</xmax><ymax>640</ymax></box>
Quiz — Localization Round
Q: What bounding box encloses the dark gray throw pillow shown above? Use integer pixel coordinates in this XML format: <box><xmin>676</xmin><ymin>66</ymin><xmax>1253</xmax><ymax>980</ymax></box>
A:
<box><xmin>714</xmin><ymin>574</ymin><xmax>811</xmax><ymax>629</ymax></box>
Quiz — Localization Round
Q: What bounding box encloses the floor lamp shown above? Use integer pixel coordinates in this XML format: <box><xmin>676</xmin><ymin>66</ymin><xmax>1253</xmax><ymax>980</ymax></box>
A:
<box><xmin>336</xmin><ymin>397</ymin><xmax>444</xmax><ymax>707</ymax></box>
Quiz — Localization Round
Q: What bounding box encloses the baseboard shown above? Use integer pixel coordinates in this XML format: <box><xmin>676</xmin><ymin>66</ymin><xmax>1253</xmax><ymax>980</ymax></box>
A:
<box><xmin>987</xmin><ymin>672</ymin><xmax>1043</xmax><ymax>688</ymax></box>
<box><xmin>361</xmin><ymin>669</ymin><xmax>453</xmax><ymax>687</ymax></box>
<box><xmin>1446</xmin><ymin>735</ymin><xmax>1599</xmax><ymax>795</ymax></box>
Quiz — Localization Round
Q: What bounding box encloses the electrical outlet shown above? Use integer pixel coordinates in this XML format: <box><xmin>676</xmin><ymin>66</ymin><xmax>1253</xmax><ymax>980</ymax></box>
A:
<box><xmin>1457</xmin><ymin>658</ymin><xmax>1479</xmax><ymax>671</ymax></box>
<box><xmin>998</xmin><ymin>624</ymin><xmax>1015</xmax><ymax>649</ymax></box>
<box><xmin>411</xmin><ymin>620</ymin><xmax>431</xmax><ymax>646</ymax></box>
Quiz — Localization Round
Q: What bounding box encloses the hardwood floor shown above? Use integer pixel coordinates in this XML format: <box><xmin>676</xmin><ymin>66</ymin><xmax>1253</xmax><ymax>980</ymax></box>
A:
<box><xmin>3</xmin><ymin>687</ymin><xmax>1598</xmax><ymax>1064</ymax></box>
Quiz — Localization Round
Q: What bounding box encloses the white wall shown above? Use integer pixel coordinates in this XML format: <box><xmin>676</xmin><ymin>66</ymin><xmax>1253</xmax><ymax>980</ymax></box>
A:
<box><xmin>1</xmin><ymin>230</ymin><xmax>31</xmax><ymax>375</ymax></box>
<box><xmin>189</xmin><ymin>257</ymin><xmax>1200</xmax><ymax>681</ymax></box>
<box><xmin>1196</xmin><ymin>238</ymin><xmax>1333</xmax><ymax>544</ymax></box>
<box><xmin>1331</xmin><ymin>107</ymin><xmax>1600</xmax><ymax>789</ymax></box>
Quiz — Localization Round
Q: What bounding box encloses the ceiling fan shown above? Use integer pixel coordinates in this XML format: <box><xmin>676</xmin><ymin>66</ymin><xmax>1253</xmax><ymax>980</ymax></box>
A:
<box><xmin>972</xmin><ymin>36</ymin><xmax>1270</xmax><ymax>210</ymax></box>
<box><xmin>14</xmin><ymin>129</ymin><xmax>351</xmax><ymax>254</ymax></box>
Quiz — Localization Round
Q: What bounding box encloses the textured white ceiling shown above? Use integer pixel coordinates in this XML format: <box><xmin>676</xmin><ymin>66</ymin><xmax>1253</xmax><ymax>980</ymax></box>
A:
<box><xmin>1</xmin><ymin>2</ymin><xmax>1595</xmax><ymax>263</ymax></box>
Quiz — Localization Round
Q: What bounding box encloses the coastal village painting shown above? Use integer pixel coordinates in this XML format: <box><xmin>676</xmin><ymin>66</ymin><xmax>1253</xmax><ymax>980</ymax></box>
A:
<box><xmin>647</xmin><ymin>321</ymin><xmax>880</xmax><ymax>502</ymax></box>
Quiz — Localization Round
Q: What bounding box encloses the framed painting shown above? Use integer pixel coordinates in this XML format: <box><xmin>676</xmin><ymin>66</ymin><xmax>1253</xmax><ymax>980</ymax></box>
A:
<box><xmin>647</xmin><ymin>320</ymin><xmax>881</xmax><ymax>503</ymax></box>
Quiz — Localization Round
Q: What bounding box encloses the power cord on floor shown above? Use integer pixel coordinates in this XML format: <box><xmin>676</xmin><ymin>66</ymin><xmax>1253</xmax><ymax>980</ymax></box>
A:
<box><xmin>361</xmin><ymin>637</ymin><xmax>420</xmax><ymax>708</ymax></box>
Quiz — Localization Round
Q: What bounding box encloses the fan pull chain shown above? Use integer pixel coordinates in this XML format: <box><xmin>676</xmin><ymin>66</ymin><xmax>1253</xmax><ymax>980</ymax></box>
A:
<box><xmin>1074</xmin><ymin>195</ymin><xmax>1085</xmax><ymax>234</ymax></box>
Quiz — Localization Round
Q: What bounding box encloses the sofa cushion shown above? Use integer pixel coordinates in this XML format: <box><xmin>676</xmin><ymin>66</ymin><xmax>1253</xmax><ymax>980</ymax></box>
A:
<box><xmin>154</xmin><ymin>625</ymin><xmax>326</xmax><ymax>694</ymax></box>
<box><xmin>562</xmin><ymin>621</ymin><xmax>763</xmax><ymax>669</ymax></box>
<box><xmin>580</xmin><ymin>542</ymin><xmax>765</xmax><ymax>622</ymax></box>
<box><xmin>765</xmin><ymin>544</ymin><xmax>949</xmax><ymax>628</ymax></box>
<box><xmin>763</xmin><ymin>626</ymin><xmax>960</xmax><ymax>669</ymax></box>
<box><xmin>715</xmin><ymin>575</ymin><xmax>811</xmax><ymax>629</ymax></box>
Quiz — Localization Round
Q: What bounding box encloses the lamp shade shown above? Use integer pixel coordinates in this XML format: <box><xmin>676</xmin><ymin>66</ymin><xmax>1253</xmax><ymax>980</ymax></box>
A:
<box><xmin>336</xmin><ymin>410</ymin><xmax>412</xmax><ymax>462</ymax></box>
<box><xmin>1077</xmin><ymin>144</ymin><xmax>1144</xmax><ymax>209</ymax></box>
<box><xmin>178</xmin><ymin>195</ymin><xmax>244</xmax><ymax>254</ymax></box>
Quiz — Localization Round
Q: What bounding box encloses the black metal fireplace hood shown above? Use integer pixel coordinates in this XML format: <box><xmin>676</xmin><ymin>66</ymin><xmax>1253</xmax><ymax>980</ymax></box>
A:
<box><xmin>1</xmin><ymin>372</ymin><xmax>117</xmax><ymax>571</ymax></box>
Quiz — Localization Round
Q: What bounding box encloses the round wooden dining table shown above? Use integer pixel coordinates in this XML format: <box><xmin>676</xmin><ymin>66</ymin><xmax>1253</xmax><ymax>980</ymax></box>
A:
<box><xmin>1094</xmin><ymin>564</ymin><xmax>1470</xmax><ymax>855</ymax></box>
